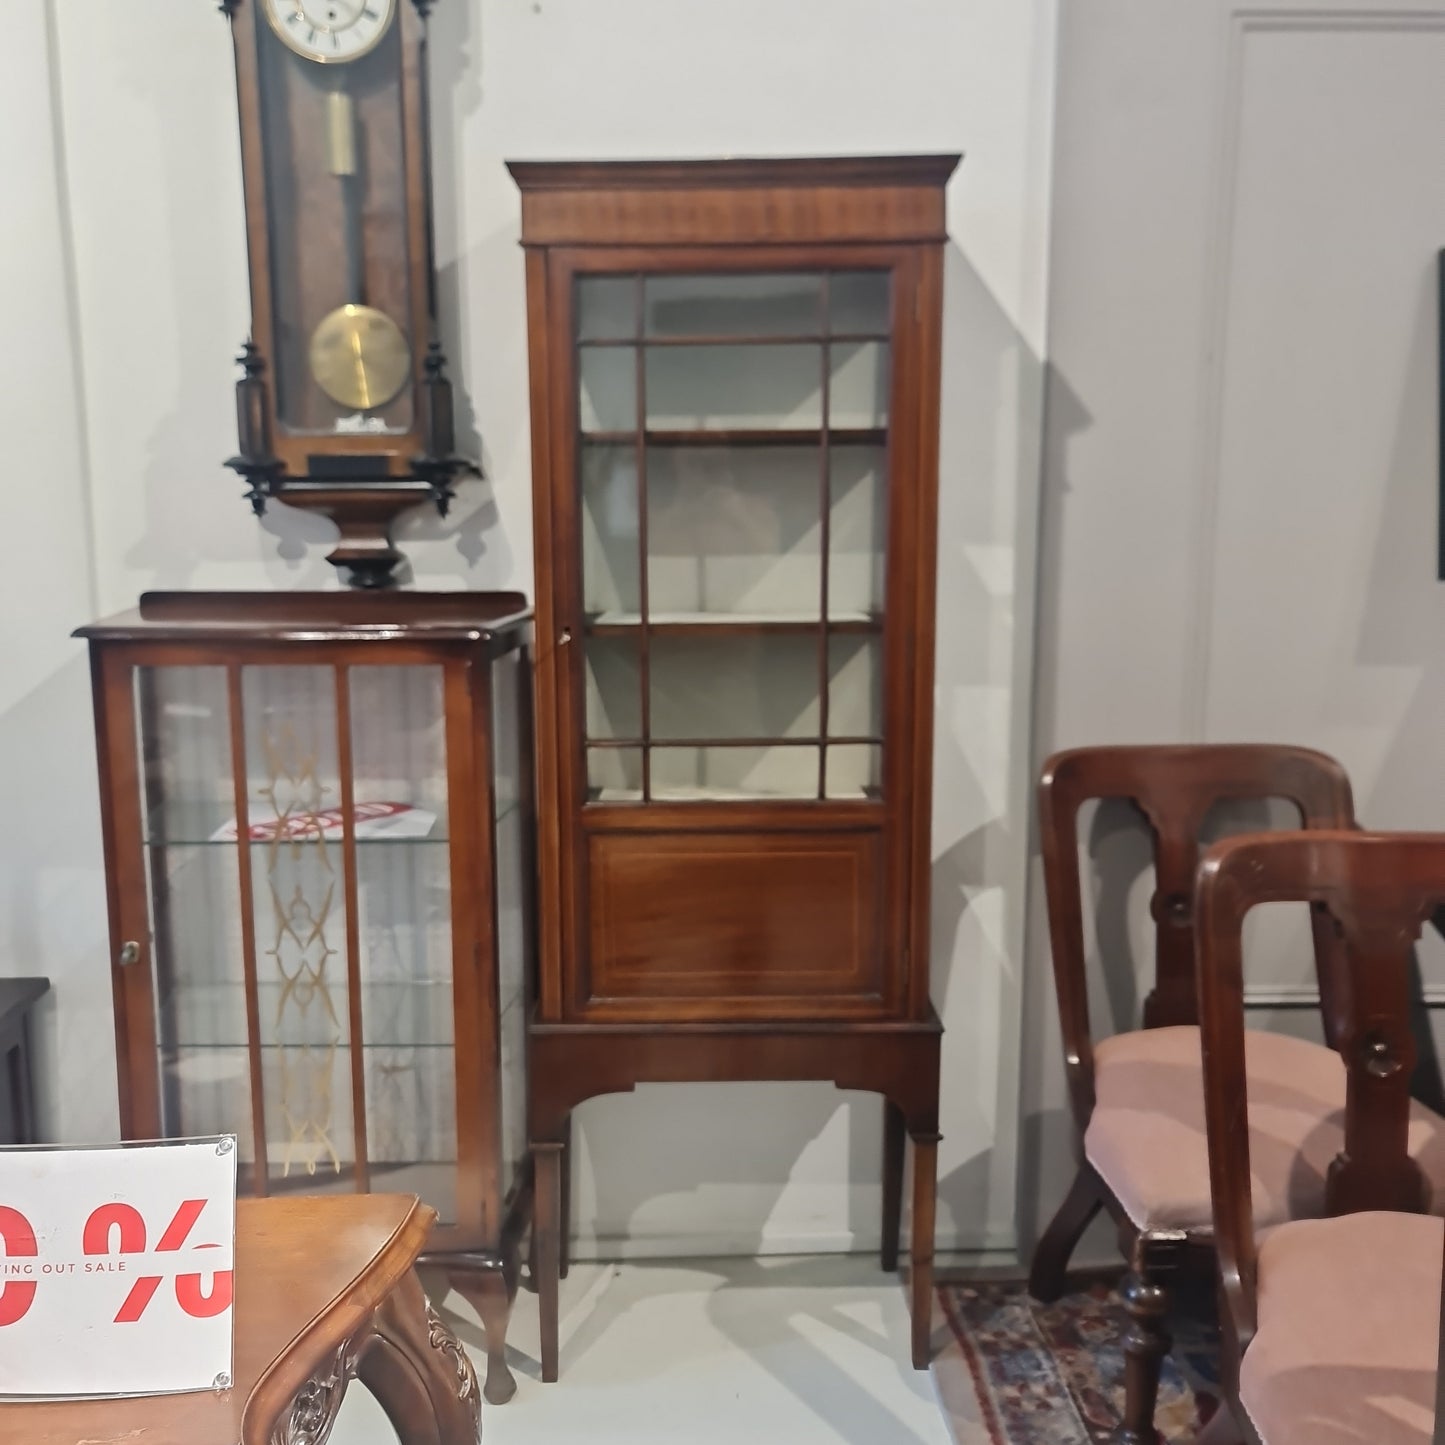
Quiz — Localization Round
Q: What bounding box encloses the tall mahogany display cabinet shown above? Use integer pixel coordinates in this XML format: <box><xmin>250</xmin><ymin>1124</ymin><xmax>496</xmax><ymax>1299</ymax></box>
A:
<box><xmin>77</xmin><ymin>591</ymin><xmax>534</xmax><ymax>1405</ymax></box>
<box><xmin>511</xmin><ymin>154</ymin><xmax>958</xmax><ymax>1374</ymax></box>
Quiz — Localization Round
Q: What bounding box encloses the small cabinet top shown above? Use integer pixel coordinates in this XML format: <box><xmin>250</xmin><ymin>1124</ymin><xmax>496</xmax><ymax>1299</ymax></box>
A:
<box><xmin>507</xmin><ymin>154</ymin><xmax>962</xmax><ymax>250</ymax></box>
<box><xmin>75</xmin><ymin>591</ymin><xmax>532</xmax><ymax>649</ymax></box>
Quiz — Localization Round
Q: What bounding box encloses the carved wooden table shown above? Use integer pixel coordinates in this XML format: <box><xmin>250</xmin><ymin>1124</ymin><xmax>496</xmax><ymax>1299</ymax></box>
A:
<box><xmin>7</xmin><ymin>1194</ymin><xmax>481</xmax><ymax>1445</ymax></box>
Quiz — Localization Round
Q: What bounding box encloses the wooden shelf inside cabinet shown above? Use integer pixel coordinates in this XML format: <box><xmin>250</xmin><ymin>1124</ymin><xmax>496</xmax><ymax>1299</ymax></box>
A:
<box><xmin>76</xmin><ymin>590</ymin><xmax>537</xmax><ymax>1408</ymax></box>
<box><xmin>514</xmin><ymin>153</ymin><xmax>957</xmax><ymax>1382</ymax></box>
<box><xmin>584</xmin><ymin>611</ymin><xmax>882</xmax><ymax>636</ymax></box>
<box><xmin>581</xmin><ymin>428</ymin><xmax>889</xmax><ymax>448</ymax></box>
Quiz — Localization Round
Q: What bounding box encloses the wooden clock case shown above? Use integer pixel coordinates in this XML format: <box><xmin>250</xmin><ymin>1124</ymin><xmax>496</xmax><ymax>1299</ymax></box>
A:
<box><xmin>222</xmin><ymin>0</ymin><xmax>476</xmax><ymax>587</ymax></box>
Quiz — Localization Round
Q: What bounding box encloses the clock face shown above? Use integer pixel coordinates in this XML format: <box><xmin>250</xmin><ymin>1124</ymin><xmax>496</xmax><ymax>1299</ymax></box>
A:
<box><xmin>262</xmin><ymin>0</ymin><xmax>397</xmax><ymax>64</ymax></box>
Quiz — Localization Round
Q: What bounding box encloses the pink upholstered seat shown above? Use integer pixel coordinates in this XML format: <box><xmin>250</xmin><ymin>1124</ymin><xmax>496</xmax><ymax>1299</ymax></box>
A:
<box><xmin>1238</xmin><ymin>1211</ymin><xmax>1442</xmax><ymax>1444</ymax></box>
<box><xmin>1084</xmin><ymin>1026</ymin><xmax>1445</xmax><ymax>1232</ymax></box>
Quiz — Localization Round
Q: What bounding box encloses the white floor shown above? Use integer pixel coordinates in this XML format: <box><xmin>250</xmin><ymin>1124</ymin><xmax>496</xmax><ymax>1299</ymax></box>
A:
<box><xmin>335</xmin><ymin>1256</ymin><xmax>955</xmax><ymax>1445</ymax></box>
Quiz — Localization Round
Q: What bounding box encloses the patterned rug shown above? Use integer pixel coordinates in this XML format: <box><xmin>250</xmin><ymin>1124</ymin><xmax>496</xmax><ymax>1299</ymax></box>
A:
<box><xmin>931</xmin><ymin>1277</ymin><xmax>1222</xmax><ymax>1444</ymax></box>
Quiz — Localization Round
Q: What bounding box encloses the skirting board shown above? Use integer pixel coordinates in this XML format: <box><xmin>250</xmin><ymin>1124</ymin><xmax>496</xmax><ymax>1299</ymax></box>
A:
<box><xmin>570</xmin><ymin>1225</ymin><xmax>1019</xmax><ymax>1263</ymax></box>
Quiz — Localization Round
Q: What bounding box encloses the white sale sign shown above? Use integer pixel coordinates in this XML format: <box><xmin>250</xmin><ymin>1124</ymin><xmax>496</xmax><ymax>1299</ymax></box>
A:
<box><xmin>0</xmin><ymin>1139</ymin><xmax>236</xmax><ymax>1399</ymax></box>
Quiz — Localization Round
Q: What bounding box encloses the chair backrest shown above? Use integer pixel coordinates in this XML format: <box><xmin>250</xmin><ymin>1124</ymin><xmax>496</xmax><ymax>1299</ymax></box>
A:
<box><xmin>1196</xmin><ymin>830</ymin><xmax>1444</xmax><ymax>1380</ymax></box>
<box><xmin>1038</xmin><ymin>744</ymin><xmax>1355</xmax><ymax>1130</ymax></box>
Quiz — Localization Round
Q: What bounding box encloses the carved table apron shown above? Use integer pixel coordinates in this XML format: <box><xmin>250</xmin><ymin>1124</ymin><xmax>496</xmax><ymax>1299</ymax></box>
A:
<box><xmin>5</xmin><ymin>1194</ymin><xmax>482</xmax><ymax>1445</ymax></box>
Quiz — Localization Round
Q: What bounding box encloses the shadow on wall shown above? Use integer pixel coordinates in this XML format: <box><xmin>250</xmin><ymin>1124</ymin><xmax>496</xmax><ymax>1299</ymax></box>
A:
<box><xmin>1355</xmin><ymin>262</ymin><xmax>1445</xmax><ymax>830</ymax></box>
<box><xmin>574</xmin><ymin>243</ymin><xmax>1053</xmax><ymax>1258</ymax></box>
<box><xmin>0</xmin><ymin>654</ymin><xmax>114</xmax><ymax>1144</ymax></box>
<box><xmin>117</xmin><ymin>0</ymin><xmax>504</xmax><ymax>588</ymax></box>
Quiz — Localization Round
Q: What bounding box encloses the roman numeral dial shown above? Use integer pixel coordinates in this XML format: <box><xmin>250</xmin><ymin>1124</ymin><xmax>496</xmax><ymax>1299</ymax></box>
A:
<box><xmin>262</xmin><ymin>0</ymin><xmax>396</xmax><ymax>64</ymax></box>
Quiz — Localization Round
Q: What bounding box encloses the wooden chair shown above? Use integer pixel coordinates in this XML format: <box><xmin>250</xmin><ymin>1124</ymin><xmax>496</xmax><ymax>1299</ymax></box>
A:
<box><xmin>1031</xmin><ymin>744</ymin><xmax>1366</xmax><ymax>1443</ymax></box>
<box><xmin>1196</xmin><ymin>831</ymin><xmax>1445</xmax><ymax>1445</ymax></box>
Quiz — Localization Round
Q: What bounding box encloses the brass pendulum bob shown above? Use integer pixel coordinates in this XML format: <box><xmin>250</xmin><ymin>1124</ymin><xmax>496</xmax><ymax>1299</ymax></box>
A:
<box><xmin>307</xmin><ymin>87</ymin><xmax>411</xmax><ymax>412</ymax></box>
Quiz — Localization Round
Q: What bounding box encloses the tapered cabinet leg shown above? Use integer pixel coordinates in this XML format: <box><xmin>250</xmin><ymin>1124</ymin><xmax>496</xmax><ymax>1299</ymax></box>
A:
<box><xmin>908</xmin><ymin>1131</ymin><xmax>938</xmax><ymax>1370</ymax></box>
<box><xmin>534</xmin><ymin>1140</ymin><xmax>563</xmax><ymax>1384</ymax></box>
<box><xmin>559</xmin><ymin>1113</ymin><xmax>573</xmax><ymax>1282</ymax></box>
<box><xmin>881</xmin><ymin>1100</ymin><xmax>906</xmax><ymax>1273</ymax></box>
<box><xmin>1028</xmin><ymin>1164</ymin><xmax>1104</xmax><ymax>1303</ymax></box>
<box><xmin>358</xmin><ymin>1269</ymin><xmax>482</xmax><ymax>1445</ymax></box>
<box><xmin>448</xmin><ymin>1264</ymin><xmax>518</xmax><ymax>1407</ymax></box>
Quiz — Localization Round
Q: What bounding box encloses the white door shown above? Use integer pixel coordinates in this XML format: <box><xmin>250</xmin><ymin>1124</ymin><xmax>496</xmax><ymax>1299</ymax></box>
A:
<box><xmin>1024</xmin><ymin>0</ymin><xmax>1445</xmax><ymax>1246</ymax></box>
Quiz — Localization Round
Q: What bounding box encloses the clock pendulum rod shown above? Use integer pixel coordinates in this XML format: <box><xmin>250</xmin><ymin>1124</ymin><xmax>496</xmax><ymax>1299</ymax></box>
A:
<box><xmin>307</xmin><ymin>81</ymin><xmax>411</xmax><ymax>413</ymax></box>
<box><xmin>329</xmin><ymin>87</ymin><xmax>366</xmax><ymax>306</ymax></box>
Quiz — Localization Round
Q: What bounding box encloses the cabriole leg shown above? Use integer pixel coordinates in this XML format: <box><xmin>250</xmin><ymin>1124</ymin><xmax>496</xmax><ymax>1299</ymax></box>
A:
<box><xmin>358</xmin><ymin>1269</ymin><xmax>481</xmax><ymax>1445</ymax></box>
<box><xmin>448</xmin><ymin>1263</ymin><xmax>518</xmax><ymax>1407</ymax></box>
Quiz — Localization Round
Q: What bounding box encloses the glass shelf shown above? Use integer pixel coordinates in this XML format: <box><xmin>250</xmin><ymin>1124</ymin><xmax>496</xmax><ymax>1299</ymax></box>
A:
<box><xmin>154</xmin><ymin>981</ymin><xmax>456</xmax><ymax>1051</ymax></box>
<box><xmin>144</xmin><ymin>798</ymin><xmax>519</xmax><ymax>848</ymax></box>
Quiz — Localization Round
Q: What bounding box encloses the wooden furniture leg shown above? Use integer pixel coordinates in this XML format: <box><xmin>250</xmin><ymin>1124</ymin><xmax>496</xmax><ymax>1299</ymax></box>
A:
<box><xmin>1116</xmin><ymin>1233</ymin><xmax>1183</xmax><ymax>1445</ymax></box>
<box><xmin>358</xmin><ymin>1269</ymin><xmax>482</xmax><ymax>1445</ymax></box>
<box><xmin>909</xmin><ymin>1130</ymin><xmax>939</xmax><ymax>1370</ymax></box>
<box><xmin>881</xmin><ymin>1100</ymin><xmax>906</xmax><ymax>1273</ymax></box>
<box><xmin>534</xmin><ymin>1140</ymin><xmax>563</xmax><ymax>1383</ymax></box>
<box><xmin>560</xmin><ymin>1113</ymin><xmax>573</xmax><ymax>1281</ymax></box>
<box><xmin>528</xmin><ymin>1016</ymin><xmax>942</xmax><ymax>1382</ymax></box>
<box><xmin>448</xmin><ymin>1263</ymin><xmax>519</xmax><ymax>1406</ymax></box>
<box><xmin>1028</xmin><ymin>1163</ymin><xmax>1105</xmax><ymax>1303</ymax></box>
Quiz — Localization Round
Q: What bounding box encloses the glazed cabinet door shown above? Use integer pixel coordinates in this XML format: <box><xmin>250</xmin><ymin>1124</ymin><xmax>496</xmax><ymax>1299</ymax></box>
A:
<box><xmin>546</xmin><ymin>252</ymin><xmax>924</xmax><ymax>1020</ymax></box>
<box><xmin>99</xmin><ymin>651</ymin><xmax>491</xmax><ymax>1245</ymax></box>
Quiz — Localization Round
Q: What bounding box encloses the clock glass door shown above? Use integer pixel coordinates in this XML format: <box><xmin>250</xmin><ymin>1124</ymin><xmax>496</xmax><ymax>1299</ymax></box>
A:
<box><xmin>251</xmin><ymin>2</ymin><xmax>415</xmax><ymax>435</ymax></box>
<box><xmin>577</xmin><ymin>269</ymin><xmax>891</xmax><ymax>804</ymax></box>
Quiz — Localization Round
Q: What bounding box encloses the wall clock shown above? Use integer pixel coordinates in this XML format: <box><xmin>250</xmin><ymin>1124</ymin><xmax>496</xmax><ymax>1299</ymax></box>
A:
<box><xmin>221</xmin><ymin>0</ymin><xmax>476</xmax><ymax>587</ymax></box>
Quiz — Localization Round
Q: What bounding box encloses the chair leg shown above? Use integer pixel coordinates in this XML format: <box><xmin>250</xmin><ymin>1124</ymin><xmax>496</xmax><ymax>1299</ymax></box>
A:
<box><xmin>1028</xmin><ymin>1163</ymin><xmax>1104</xmax><ymax>1303</ymax></box>
<box><xmin>881</xmin><ymin>1100</ymin><xmax>906</xmax><ymax>1273</ymax></box>
<box><xmin>1116</xmin><ymin>1243</ymin><xmax>1175</xmax><ymax>1445</ymax></box>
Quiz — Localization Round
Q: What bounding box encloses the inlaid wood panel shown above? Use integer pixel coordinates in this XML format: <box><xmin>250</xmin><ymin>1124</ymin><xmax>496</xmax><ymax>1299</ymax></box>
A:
<box><xmin>582</xmin><ymin>828</ymin><xmax>884</xmax><ymax>1018</ymax></box>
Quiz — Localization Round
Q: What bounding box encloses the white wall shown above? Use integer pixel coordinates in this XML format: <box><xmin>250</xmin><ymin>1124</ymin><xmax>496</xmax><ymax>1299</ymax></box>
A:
<box><xmin>0</xmin><ymin>0</ymin><xmax>112</xmax><ymax>1144</ymax></box>
<box><xmin>1024</xmin><ymin>0</ymin><xmax>1445</xmax><ymax>1252</ymax></box>
<box><xmin>16</xmin><ymin>0</ymin><xmax>1057</xmax><ymax>1257</ymax></box>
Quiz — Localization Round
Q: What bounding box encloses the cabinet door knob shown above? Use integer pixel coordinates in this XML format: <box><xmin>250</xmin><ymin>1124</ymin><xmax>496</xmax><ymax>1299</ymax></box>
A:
<box><xmin>118</xmin><ymin>940</ymin><xmax>141</xmax><ymax>967</ymax></box>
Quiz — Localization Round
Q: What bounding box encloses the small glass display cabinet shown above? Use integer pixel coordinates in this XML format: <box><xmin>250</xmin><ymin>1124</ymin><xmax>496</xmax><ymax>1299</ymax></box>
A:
<box><xmin>77</xmin><ymin>591</ymin><xmax>533</xmax><ymax>1405</ymax></box>
<box><xmin>513</xmin><ymin>155</ymin><xmax>957</xmax><ymax>1379</ymax></box>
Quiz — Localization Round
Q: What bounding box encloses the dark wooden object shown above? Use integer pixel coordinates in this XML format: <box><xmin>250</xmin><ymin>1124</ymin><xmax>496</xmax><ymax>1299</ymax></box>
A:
<box><xmin>0</xmin><ymin>977</ymin><xmax>49</xmax><ymax>1146</ymax></box>
<box><xmin>75</xmin><ymin>592</ymin><xmax>533</xmax><ymax>1406</ymax></box>
<box><xmin>1196</xmin><ymin>831</ymin><xmax>1444</xmax><ymax>1444</ymax></box>
<box><xmin>513</xmin><ymin>155</ymin><xmax>957</xmax><ymax>1375</ymax></box>
<box><xmin>8</xmin><ymin>1194</ymin><xmax>480</xmax><ymax>1445</ymax></box>
<box><xmin>1030</xmin><ymin>744</ymin><xmax>1356</xmax><ymax>1444</ymax></box>
<box><xmin>221</xmin><ymin>0</ymin><xmax>477</xmax><ymax>587</ymax></box>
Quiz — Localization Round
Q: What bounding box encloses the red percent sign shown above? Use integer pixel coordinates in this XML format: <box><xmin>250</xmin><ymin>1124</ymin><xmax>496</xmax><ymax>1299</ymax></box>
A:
<box><xmin>0</xmin><ymin>1200</ymin><xmax>232</xmax><ymax>1325</ymax></box>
